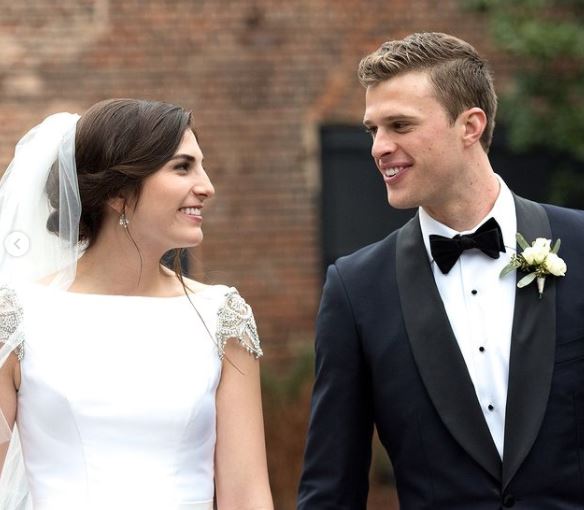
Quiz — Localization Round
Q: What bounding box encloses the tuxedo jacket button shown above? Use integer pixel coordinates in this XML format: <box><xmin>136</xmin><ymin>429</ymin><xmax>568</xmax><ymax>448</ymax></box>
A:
<box><xmin>502</xmin><ymin>494</ymin><xmax>515</xmax><ymax>507</ymax></box>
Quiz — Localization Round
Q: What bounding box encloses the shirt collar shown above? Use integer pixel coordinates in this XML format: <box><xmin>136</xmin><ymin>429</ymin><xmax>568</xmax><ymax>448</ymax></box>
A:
<box><xmin>419</xmin><ymin>175</ymin><xmax>517</xmax><ymax>265</ymax></box>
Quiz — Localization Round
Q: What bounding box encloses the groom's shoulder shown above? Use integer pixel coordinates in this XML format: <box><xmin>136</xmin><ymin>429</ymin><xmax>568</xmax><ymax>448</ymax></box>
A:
<box><xmin>542</xmin><ymin>202</ymin><xmax>584</xmax><ymax>226</ymax></box>
<box><xmin>541</xmin><ymin>203</ymin><xmax>584</xmax><ymax>265</ymax></box>
<box><xmin>540</xmin><ymin>203</ymin><xmax>584</xmax><ymax>285</ymax></box>
<box><xmin>541</xmin><ymin>202</ymin><xmax>584</xmax><ymax>243</ymax></box>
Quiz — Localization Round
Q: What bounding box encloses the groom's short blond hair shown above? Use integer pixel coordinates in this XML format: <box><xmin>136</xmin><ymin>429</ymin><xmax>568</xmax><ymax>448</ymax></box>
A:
<box><xmin>358</xmin><ymin>32</ymin><xmax>497</xmax><ymax>152</ymax></box>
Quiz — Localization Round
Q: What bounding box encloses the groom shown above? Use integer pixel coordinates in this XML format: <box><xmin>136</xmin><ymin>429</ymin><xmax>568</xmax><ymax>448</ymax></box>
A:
<box><xmin>298</xmin><ymin>32</ymin><xmax>584</xmax><ymax>509</ymax></box>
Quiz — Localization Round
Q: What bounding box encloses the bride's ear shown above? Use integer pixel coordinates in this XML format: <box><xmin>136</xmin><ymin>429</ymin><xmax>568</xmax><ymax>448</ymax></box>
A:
<box><xmin>106</xmin><ymin>196</ymin><xmax>126</xmax><ymax>215</ymax></box>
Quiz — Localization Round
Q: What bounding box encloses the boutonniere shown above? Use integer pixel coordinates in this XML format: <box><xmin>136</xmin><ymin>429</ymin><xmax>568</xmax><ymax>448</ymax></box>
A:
<box><xmin>500</xmin><ymin>234</ymin><xmax>567</xmax><ymax>299</ymax></box>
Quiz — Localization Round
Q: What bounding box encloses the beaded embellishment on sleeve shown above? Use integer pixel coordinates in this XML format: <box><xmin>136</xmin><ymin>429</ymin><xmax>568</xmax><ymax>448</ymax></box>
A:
<box><xmin>216</xmin><ymin>289</ymin><xmax>263</xmax><ymax>360</ymax></box>
<box><xmin>0</xmin><ymin>284</ymin><xmax>25</xmax><ymax>360</ymax></box>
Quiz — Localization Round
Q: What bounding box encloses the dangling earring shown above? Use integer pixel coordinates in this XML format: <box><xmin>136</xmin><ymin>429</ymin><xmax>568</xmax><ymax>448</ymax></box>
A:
<box><xmin>119</xmin><ymin>208</ymin><xmax>129</xmax><ymax>229</ymax></box>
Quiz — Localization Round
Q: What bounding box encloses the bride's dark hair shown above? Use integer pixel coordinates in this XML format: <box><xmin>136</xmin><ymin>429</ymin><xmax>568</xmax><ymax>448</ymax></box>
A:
<box><xmin>46</xmin><ymin>98</ymin><xmax>194</xmax><ymax>283</ymax></box>
<box><xmin>48</xmin><ymin>98</ymin><xmax>191</xmax><ymax>245</ymax></box>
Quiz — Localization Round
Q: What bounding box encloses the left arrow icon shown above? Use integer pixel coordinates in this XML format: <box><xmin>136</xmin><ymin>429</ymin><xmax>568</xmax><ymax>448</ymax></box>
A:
<box><xmin>4</xmin><ymin>232</ymin><xmax>30</xmax><ymax>257</ymax></box>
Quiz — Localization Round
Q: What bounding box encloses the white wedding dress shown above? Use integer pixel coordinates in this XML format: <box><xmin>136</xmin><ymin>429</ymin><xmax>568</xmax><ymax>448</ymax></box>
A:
<box><xmin>0</xmin><ymin>282</ymin><xmax>262</xmax><ymax>510</ymax></box>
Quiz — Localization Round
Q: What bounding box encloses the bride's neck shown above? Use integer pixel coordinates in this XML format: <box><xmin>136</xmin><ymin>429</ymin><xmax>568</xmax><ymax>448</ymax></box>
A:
<box><xmin>72</xmin><ymin>230</ymin><xmax>176</xmax><ymax>296</ymax></box>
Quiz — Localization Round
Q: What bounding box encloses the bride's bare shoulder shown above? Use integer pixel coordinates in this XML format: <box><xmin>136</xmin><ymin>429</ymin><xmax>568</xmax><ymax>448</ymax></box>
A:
<box><xmin>160</xmin><ymin>266</ymin><xmax>211</xmax><ymax>295</ymax></box>
<box><xmin>181</xmin><ymin>276</ymin><xmax>212</xmax><ymax>295</ymax></box>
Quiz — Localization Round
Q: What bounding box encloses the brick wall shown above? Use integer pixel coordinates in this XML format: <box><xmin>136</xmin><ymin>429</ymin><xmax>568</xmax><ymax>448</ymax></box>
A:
<box><xmin>0</xmin><ymin>2</ymin><xmax>516</xmax><ymax>507</ymax></box>
<box><xmin>0</xmin><ymin>0</ymin><xmax>514</xmax><ymax>356</ymax></box>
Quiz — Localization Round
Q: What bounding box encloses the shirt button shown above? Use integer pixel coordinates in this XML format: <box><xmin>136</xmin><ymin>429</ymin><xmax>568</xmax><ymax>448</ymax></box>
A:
<box><xmin>488</xmin><ymin>404</ymin><xmax>494</xmax><ymax>411</ymax></box>
<box><xmin>471</xmin><ymin>289</ymin><xmax>478</xmax><ymax>295</ymax></box>
<box><xmin>479</xmin><ymin>346</ymin><xmax>485</xmax><ymax>352</ymax></box>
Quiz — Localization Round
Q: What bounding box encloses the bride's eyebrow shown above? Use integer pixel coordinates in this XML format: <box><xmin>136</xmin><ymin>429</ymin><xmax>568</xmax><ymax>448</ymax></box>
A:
<box><xmin>169</xmin><ymin>154</ymin><xmax>196</xmax><ymax>163</ymax></box>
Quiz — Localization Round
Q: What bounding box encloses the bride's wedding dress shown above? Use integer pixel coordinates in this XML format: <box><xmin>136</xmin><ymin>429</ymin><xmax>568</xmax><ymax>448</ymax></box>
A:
<box><xmin>1</xmin><ymin>282</ymin><xmax>261</xmax><ymax>510</ymax></box>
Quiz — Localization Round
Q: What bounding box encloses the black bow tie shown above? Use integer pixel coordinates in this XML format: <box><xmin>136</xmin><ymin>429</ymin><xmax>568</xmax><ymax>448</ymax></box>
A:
<box><xmin>429</xmin><ymin>217</ymin><xmax>505</xmax><ymax>274</ymax></box>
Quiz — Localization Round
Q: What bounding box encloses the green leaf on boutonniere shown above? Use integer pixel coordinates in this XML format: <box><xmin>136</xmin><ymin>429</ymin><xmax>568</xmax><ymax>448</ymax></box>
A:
<box><xmin>552</xmin><ymin>238</ymin><xmax>561</xmax><ymax>254</ymax></box>
<box><xmin>517</xmin><ymin>272</ymin><xmax>537</xmax><ymax>288</ymax></box>
<box><xmin>500</xmin><ymin>261</ymin><xmax>519</xmax><ymax>278</ymax></box>
<box><xmin>516</xmin><ymin>232</ymin><xmax>530</xmax><ymax>251</ymax></box>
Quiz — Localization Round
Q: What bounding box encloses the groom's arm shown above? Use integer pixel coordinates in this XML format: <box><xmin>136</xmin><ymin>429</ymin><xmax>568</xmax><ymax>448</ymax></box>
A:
<box><xmin>297</xmin><ymin>264</ymin><xmax>374</xmax><ymax>510</ymax></box>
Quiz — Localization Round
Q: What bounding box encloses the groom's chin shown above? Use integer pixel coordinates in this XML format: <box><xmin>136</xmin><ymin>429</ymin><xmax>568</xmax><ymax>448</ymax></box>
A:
<box><xmin>386</xmin><ymin>192</ymin><xmax>417</xmax><ymax>210</ymax></box>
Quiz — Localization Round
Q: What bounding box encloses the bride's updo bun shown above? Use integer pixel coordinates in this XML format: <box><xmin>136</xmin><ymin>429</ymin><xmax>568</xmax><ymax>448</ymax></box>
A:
<box><xmin>45</xmin><ymin>160</ymin><xmax>62</xmax><ymax>235</ymax></box>
<box><xmin>46</xmin><ymin>98</ymin><xmax>192</xmax><ymax>247</ymax></box>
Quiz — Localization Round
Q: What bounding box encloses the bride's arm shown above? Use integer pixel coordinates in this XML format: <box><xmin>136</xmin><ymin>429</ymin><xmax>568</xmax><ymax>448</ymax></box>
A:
<box><xmin>214</xmin><ymin>340</ymin><xmax>274</xmax><ymax>510</ymax></box>
<box><xmin>0</xmin><ymin>352</ymin><xmax>19</xmax><ymax>472</ymax></box>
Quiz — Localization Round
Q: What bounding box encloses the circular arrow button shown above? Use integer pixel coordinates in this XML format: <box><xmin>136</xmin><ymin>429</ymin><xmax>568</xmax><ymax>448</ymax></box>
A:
<box><xmin>4</xmin><ymin>231</ymin><xmax>30</xmax><ymax>257</ymax></box>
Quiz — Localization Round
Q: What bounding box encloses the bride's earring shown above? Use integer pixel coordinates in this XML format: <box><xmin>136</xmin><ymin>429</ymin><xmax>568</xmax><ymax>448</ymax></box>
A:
<box><xmin>119</xmin><ymin>209</ymin><xmax>129</xmax><ymax>229</ymax></box>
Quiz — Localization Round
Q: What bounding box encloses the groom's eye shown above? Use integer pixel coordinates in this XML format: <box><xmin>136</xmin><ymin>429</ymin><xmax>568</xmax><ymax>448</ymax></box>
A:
<box><xmin>393</xmin><ymin>121</ymin><xmax>410</xmax><ymax>131</ymax></box>
<box><xmin>364</xmin><ymin>127</ymin><xmax>377</xmax><ymax>138</ymax></box>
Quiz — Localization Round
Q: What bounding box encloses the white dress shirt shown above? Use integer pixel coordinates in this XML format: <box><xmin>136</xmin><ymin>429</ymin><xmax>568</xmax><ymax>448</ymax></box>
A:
<box><xmin>418</xmin><ymin>176</ymin><xmax>517</xmax><ymax>458</ymax></box>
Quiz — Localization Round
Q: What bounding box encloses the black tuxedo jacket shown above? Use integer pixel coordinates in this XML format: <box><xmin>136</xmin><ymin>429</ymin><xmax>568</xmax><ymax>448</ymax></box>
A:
<box><xmin>298</xmin><ymin>196</ymin><xmax>584</xmax><ymax>509</ymax></box>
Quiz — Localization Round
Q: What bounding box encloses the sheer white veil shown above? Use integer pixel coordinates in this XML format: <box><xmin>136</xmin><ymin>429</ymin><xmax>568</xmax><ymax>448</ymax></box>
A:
<box><xmin>0</xmin><ymin>112</ymin><xmax>81</xmax><ymax>508</ymax></box>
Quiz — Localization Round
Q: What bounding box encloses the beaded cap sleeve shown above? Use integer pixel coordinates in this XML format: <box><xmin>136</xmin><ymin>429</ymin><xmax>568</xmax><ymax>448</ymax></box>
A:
<box><xmin>0</xmin><ymin>283</ymin><xmax>25</xmax><ymax>360</ymax></box>
<box><xmin>216</xmin><ymin>288</ymin><xmax>262</xmax><ymax>360</ymax></box>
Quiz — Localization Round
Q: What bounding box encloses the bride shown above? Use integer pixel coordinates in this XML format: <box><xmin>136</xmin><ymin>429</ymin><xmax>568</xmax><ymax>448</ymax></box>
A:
<box><xmin>0</xmin><ymin>99</ymin><xmax>274</xmax><ymax>510</ymax></box>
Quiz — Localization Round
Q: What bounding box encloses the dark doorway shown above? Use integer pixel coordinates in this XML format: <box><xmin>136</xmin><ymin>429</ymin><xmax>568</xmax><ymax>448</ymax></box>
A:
<box><xmin>320</xmin><ymin>125</ymin><xmax>414</xmax><ymax>270</ymax></box>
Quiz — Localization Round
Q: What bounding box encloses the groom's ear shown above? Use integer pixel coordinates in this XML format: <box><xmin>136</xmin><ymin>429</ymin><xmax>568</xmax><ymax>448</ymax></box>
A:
<box><xmin>460</xmin><ymin>107</ymin><xmax>487</xmax><ymax>148</ymax></box>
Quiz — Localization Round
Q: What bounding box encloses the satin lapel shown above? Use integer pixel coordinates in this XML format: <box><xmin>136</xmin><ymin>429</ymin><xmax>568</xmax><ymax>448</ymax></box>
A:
<box><xmin>396</xmin><ymin>215</ymin><xmax>501</xmax><ymax>482</ymax></box>
<box><xmin>502</xmin><ymin>196</ymin><xmax>556</xmax><ymax>488</ymax></box>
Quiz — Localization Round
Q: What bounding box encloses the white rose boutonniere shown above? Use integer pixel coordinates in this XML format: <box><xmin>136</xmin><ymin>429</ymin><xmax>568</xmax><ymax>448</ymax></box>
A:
<box><xmin>500</xmin><ymin>233</ymin><xmax>567</xmax><ymax>299</ymax></box>
<box><xmin>521</xmin><ymin>238</ymin><xmax>551</xmax><ymax>265</ymax></box>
